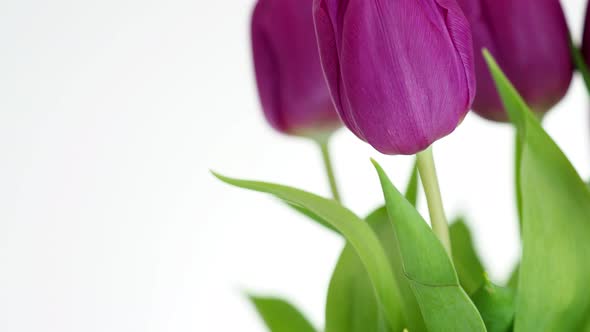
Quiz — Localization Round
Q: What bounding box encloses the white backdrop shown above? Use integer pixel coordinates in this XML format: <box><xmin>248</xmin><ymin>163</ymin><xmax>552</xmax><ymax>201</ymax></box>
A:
<box><xmin>1</xmin><ymin>1</ymin><xmax>589</xmax><ymax>331</ymax></box>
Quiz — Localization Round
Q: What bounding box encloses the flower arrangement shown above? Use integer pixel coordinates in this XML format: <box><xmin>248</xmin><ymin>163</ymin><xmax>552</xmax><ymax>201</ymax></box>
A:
<box><xmin>214</xmin><ymin>0</ymin><xmax>590</xmax><ymax>331</ymax></box>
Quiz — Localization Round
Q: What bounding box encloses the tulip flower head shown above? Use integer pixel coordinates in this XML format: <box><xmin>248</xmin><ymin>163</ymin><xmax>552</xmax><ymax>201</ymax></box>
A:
<box><xmin>251</xmin><ymin>0</ymin><xmax>341</xmax><ymax>136</ymax></box>
<box><xmin>458</xmin><ymin>0</ymin><xmax>573</xmax><ymax>121</ymax></box>
<box><xmin>582</xmin><ymin>2</ymin><xmax>590</xmax><ymax>72</ymax></box>
<box><xmin>313</xmin><ymin>0</ymin><xmax>476</xmax><ymax>155</ymax></box>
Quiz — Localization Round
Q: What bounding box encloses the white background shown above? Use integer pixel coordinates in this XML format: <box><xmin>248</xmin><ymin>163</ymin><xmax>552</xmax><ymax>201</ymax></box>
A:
<box><xmin>1</xmin><ymin>1</ymin><xmax>589</xmax><ymax>331</ymax></box>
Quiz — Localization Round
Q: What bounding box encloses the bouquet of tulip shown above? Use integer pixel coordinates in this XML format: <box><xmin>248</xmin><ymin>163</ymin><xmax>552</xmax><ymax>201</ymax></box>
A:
<box><xmin>214</xmin><ymin>0</ymin><xmax>590</xmax><ymax>331</ymax></box>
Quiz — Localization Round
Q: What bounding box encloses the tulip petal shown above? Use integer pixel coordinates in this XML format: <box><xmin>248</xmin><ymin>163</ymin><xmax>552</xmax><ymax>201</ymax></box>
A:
<box><xmin>457</xmin><ymin>0</ymin><xmax>573</xmax><ymax>120</ymax></box>
<box><xmin>252</xmin><ymin>0</ymin><xmax>341</xmax><ymax>135</ymax></box>
<box><xmin>317</xmin><ymin>0</ymin><xmax>475</xmax><ymax>154</ymax></box>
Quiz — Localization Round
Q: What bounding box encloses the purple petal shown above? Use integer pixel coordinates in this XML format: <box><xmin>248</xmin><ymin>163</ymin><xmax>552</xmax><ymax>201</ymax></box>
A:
<box><xmin>314</xmin><ymin>0</ymin><xmax>475</xmax><ymax>154</ymax></box>
<box><xmin>251</xmin><ymin>0</ymin><xmax>341</xmax><ymax>135</ymax></box>
<box><xmin>457</xmin><ymin>0</ymin><xmax>573</xmax><ymax>120</ymax></box>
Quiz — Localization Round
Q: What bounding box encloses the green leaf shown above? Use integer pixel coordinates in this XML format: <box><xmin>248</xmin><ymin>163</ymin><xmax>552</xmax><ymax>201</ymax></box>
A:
<box><xmin>514</xmin><ymin>132</ymin><xmax>523</xmax><ymax>226</ymax></box>
<box><xmin>325</xmin><ymin>160</ymin><xmax>424</xmax><ymax>332</ymax></box>
<box><xmin>471</xmin><ymin>280</ymin><xmax>515</xmax><ymax>332</ymax></box>
<box><xmin>372</xmin><ymin>161</ymin><xmax>486</xmax><ymax>332</ymax></box>
<box><xmin>325</xmin><ymin>247</ymin><xmax>385</xmax><ymax>332</ymax></box>
<box><xmin>326</xmin><ymin>211</ymin><xmax>425</xmax><ymax>332</ymax></box>
<box><xmin>325</xmin><ymin>208</ymin><xmax>396</xmax><ymax>332</ymax></box>
<box><xmin>286</xmin><ymin>202</ymin><xmax>339</xmax><ymax>234</ymax></box>
<box><xmin>484</xmin><ymin>50</ymin><xmax>590</xmax><ymax>331</ymax></box>
<box><xmin>212</xmin><ymin>172</ymin><xmax>405</xmax><ymax>330</ymax></box>
<box><xmin>285</xmin><ymin>158</ymin><xmax>419</xmax><ymax>235</ymax></box>
<box><xmin>506</xmin><ymin>265</ymin><xmax>519</xmax><ymax>291</ymax></box>
<box><xmin>449</xmin><ymin>219</ymin><xmax>485</xmax><ymax>295</ymax></box>
<box><xmin>404</xmin><ymin>159</ymin><xmax>420</xmax><ymax>207</ymax></box>
<box><xmin>249</xmin><ymin>295</ymin><xmax>318</xmax><ymax>332</ymax></box>
<box><xmin>450</xmin><ymin>219</ymin><xmax>515</xmax><ymax>331</ymax></box>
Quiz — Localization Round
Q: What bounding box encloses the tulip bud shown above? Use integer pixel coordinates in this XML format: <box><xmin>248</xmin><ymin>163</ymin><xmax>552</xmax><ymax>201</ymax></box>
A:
<box><xmin>457</xmin><ymin>0</ymin><xmax>573</xmax><ymax>121</ymax></box>
<box><xmin>583</xmin><ymin>3</ymin><xmax>590</xmax><ymax>70</ymax></box>
<box><xmin>312</xmin><ymin>0</ymin><xmax>476</xmax><ymax>155</ymax></box>
<box><xmin>251</xmin><ymin>0</ymin><xmax>341</xmax><ymax>136</ymax></box>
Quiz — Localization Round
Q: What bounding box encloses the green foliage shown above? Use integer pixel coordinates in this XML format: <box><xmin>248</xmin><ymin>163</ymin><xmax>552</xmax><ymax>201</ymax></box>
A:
<box><xmin>249</xmin><ymin>296</ymin><xmax>318</xmax><ymax>332</ymax></box>
<box><xmin>325</xmin><ymin>162</ymin><xmax>424</xmax><ymax>332</ymax></box>
<box><xmin>325</xmin><ymin>208</ymin><xmax>408</xmax><ymax>332</ymax></box>
<box><xmin>404</xmin><ymin>160</ymin><xmax>420</xmax><ymax>207</ymax></box>
<box><xmin>285</xmin><ymin>202</ymin><xmax>339</xmax><ymax>234</ymax></box>
<box><xmin>213</xmin><ymin>52</ymin><xmax>590</xmax><ymax>331</ymax></box>
<box><xmin>372</xmin><ymin>160</ymin><xmax>487</xmax><ymax>332</ymax></box>
<box><xmin>471</xmin><ymin>280</ymin><xmax>515</xmax><ymax>332</ymax></box>
<box><xmin>506</xmin><ymin>265</ymin><xmax>519</xmax><ymax>291</ymax></box>
<box><xmin>485</xmin><ymin>50</ymin><xmax>590</xmax><ymax>332</ymax></box>
<box><xmin>212</xmin><ymin>172</ymin><xmax>405</xmax><ymax>330</ymax></box>
<box><xmin>449</xmin><ymin>219</ymin><xmax>485</xmax><ymax>295</ymax></box>
<box><xmin>285</xmin><ymin>160</ymin><xmax>419</xmax><ymax>235</ymax></box>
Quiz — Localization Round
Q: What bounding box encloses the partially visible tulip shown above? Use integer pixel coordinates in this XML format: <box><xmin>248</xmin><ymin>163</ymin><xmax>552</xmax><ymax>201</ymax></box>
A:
<box><xmin>583</xmin><ymin>3</ymin><xmax>590</xmax><ymax>69</ymax></box>
<box><xmin>251</xmin><ymin>0</ymin><xmax>341</xmax><ymax>136</ymax></box>
<box><xmin>312</xmin><ymin>0</ymin><xmax>476</xmax><ymax>155</ymax></box>
<box><xmin>457</xmin><ymin>0</ymin><xmax>573</xmax><ymax>121</ymax></box>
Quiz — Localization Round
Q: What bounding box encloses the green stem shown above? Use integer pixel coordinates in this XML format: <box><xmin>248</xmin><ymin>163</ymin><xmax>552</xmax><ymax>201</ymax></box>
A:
<box><xmin>316</xmin><ymin>136</ymin><xmax>341</xmax><ymax>202</ymax></box>
<box><xmin>416</xmin><ymin>146</ymin><xmax>451</xmax><ymax>256</ymax></box>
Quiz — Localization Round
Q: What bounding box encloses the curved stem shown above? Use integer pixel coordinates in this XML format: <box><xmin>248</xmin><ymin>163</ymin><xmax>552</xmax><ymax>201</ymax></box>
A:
<box><xmin>316</xmin><ymin>136</ymin><xmax>341</xmax><ymax>202</ymax></box>
<box><xmin>417</xmin><ymin>146</ymin><xmax>451</xmax><ymax>256</ymax></box>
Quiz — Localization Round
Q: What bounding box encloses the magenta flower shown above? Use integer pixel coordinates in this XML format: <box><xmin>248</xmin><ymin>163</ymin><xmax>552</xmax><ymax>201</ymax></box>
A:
<box><xmin>312</xmin><ymin>0</ymin><xmax>475</xmax><ymax>155</ymax></box>
<box><xmin>251</xmin><ymin>0</ymin><xmax>341</xmax><ymax>136</ymax></box>
<box><xmin>583</xmin><ymin>3</ymin><xmax>590</xmax><ymax>70</ymax></box>
<box><xmin>458</xmin><ymin>0</ymin><xmax>573</xmax><ymax>122</ymax></box>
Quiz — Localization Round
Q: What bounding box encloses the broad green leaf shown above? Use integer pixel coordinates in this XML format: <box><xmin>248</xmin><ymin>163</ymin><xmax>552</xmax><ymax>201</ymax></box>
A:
<box><xmin>449</xmin><ymin>219</ymin><xmax>485</xmax><ymax>295</ymax></box>
<box><xmin>325</xmin><ymin>161</ymin><xmax>424</xmax><ymax>332</ymax></box>
<box><xmin>484</xmin><ymin>50</ymin><xmax>590</xmax><ymax>331</ymax></box>
<box><xmin>249</xmin><ymin>295</ymin><xmax>317</xmax><ymax>332</ymax></box>
<box><xmin>326</xmin><ymin>214</ymin><xmax>425</xmax><ymax>332</ymax></box>
<box><xmin>212</xmin><ymin>172</ymin><xmax>404</xmax><ymax>330</ymax></box>
<box><xmin>325</xmin><ymin>208</ymin><xmax>395</xmax><ymax>332</ymax></box>
<box><xmin>372</xmin><ymin>161</ymin><xmax>486</xmax><ymax>332</ymax></box>
<box><xmin>471</xmin><ymin>280</ymin><xmax>515</xmax><ymax>332</ymax></box>
<box><xmin>286</xmin><ymin>203</ymin><xmax>339</xmax><ymax>234</ymax></box>
<box><xmin>325</xmin><ymin>246</ymin><xmax>387</xmax><ymax>332</ymax></box>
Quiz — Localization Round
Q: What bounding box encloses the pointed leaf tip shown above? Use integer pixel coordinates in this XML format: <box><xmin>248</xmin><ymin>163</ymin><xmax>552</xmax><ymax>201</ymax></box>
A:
<box><xmin>370</xmin><ymin>158</ymin><xmax>380</xmax><ymax>168</ymax></box>
<box><xmin>211</xmin><ymin>170</ymin><xmax>239</xmax><ymax>186</ymax></box>
<box><xmin>371</xmin><ymin>158</ymin><xmax>401</xmax><ymax>191</ymax></box>
<box><xmin>211</xmin><ymin>170</ymin><xmax>226</xmax><ymax>181</ymax></box>
<box><xmin>482</xmin><ymin>48</ymin><xmax>531</xmax><ymax>130</ymax></box>
<box><xmin>485</xmin><ymin>42</ymin><xmax>590</xmax><ymax>331</ymax></box>
<box><xmin>372</xmin><ymin>160</ymin><xmax>486</xmax><ymax>331</ymax></box>
<box><xmin>481</xmin><ymin>48</ymin><xmax>492</xmax><ymax>60</ymax></box>
<box><xmin>449</xmin><ymin>218</ymin><xmax>486</xmax><ymax>295</ymax></box>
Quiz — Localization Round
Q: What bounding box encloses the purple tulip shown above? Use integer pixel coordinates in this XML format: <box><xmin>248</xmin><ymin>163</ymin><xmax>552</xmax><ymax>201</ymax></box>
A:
<box><xmin>458</xmin><ymin>0</ymin><xmax>573</xmax><ymax>122</ymax></box>
<box><xmin>313</xmin><ymin>0</ymin><xmax>476</xmax><ymax>155</ymax></box>
<box><xmin>251</xmin><ymin>0</ymin><xmax>341</xmax><ymax>136</ymax></box>
<box><xmin>583</xmin><ymin>3</ymin><xmax>590</xmax><ymax>70</ymax></box>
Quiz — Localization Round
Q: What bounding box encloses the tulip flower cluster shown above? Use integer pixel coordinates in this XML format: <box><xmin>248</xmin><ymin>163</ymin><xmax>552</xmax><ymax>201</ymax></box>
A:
<box><xmin>214</xmin><ymin>0</ymin><xmax>590</xmax><ymax>331</ymax></box>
